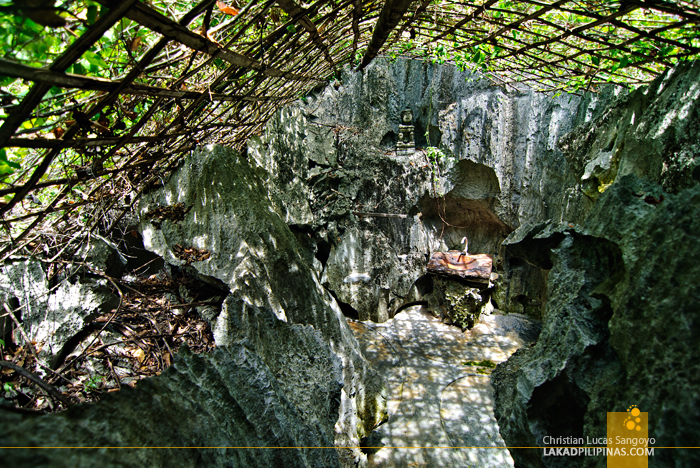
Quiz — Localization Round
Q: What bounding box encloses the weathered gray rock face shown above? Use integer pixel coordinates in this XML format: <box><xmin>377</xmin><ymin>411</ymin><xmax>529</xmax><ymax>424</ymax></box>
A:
<box><xmin>74</xmin><ymin>235</ymin><xmax>128</xmax><ymax>278</ymax></box>
<box><xmin>492</xmin><ymin>175</ymin><xmax>700</xmax><ymax>468</ymax></box>
<box><xmin>138</xmin><ymin>145</ymin><xmax>386</xmax><ymax>466</ymax></box>
<box><xmin>0</xmin><ymin>344</ymin><xmax>342</xmax><ymax>468</ymax></box>
<box><xmin>560</xmin><ymin>61</ymin><xmax>700</xmax><ymax>199</ymax></box>
<box><xmin>423</xmin><ymin>276</ymin><xmax>492</xmax><ymax>330</ymax></box>
<box><xmin>40</xmin><ymin>278</ymin><xmax>119</xmax><ymax>357</ymax></box>
<box><xmin>0</xmin><ymin>259</ymin><xmax>118</xmax><ymax>361</ymax></box>
<box><xmin>0</xmin><ymin>258</ymin><xmax>49</xmax><ymax>346</ymax></box>
<box><xmin>249</xmin><ymin>57</ymin><xmax>619</xmax><ymax>320</ymax></box>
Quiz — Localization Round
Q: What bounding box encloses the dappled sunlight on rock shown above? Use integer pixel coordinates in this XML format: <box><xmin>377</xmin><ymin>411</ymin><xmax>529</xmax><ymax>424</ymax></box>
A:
<box><xmin>350</xmin><ymin>306</ymin><xmax>539</xmax><ymax>467</ymax></box>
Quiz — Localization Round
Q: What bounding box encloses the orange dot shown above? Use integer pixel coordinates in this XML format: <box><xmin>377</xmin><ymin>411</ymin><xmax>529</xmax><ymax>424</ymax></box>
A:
<box><xmin>626</xmin><ymin>421</ymin><xmax>636</xmax><ymax>430</ymax></box>
<box><xmin>635</xmin><ymin>417</ymin><xmax>641</xmax><ymax>423</ymax></box>
<box><xmin>636</xmin><ymin>426</ymin><xmax>641</xmax><ymax>431</ymax></box>
<box><xmin>631</xmin><ymin>408</ymin><xmax>641</xmax><ymax>417</ymax></box>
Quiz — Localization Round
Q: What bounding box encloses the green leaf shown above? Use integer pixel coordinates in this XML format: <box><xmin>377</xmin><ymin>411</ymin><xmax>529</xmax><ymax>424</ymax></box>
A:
<box><xmin>591</xmin><ymin>55</ymin><xmax>600</xmax><ymax>66</ymax></box>
<box><xmin>0</xmin><ymin>75</ymin><xmax>15</xmax><ymax>86</ymax></box>
<box><xmin>71</xmin><ymin>62</ymin><xmax>86</xmax><ymax>75</ymax></box>
<box><xmin>83</xmin><ymin>51</ymin><xmax>107</xmax><ymax>69</ymax></box>
<box><xmin>0</xmin><ymin>148</ymin><xmax>21</xmax><ymax>169</ymax></box>
<box><xmin>87</xmin><ymin>5</ymin><xmax>98</xmax><ymax>25</ymax></box>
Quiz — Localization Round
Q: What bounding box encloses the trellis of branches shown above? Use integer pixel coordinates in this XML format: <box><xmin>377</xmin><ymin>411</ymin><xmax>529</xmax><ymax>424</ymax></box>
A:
<box><xmin>0</xmin><ymin>0</ymin><xmax>697</xmax><ymax>263</ymax></box>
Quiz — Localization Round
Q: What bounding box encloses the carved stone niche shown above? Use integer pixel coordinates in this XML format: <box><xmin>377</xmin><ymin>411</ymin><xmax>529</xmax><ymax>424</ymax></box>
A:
<box><xmin>396</xmin><ymin>108</ymin><xmax>415</xmax><ymax>156</ymax></box>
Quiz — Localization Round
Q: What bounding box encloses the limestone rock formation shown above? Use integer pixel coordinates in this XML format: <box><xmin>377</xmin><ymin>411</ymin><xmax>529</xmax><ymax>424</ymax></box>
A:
<box><xmin>0</xmin><ymin>259</ymin><xmax>119</xmax><ymax>362</ymax></box>
<box><xmin>138</xmin><ymin>145</ymin><xmax>386</xmax><ymax>465</ymax></box>
<box><xmin>248</xmin><ymin>57</ymin><xmax>618</xmax><ymax>321</ymax></box>
<box><xmin>0</xmin><ymin>344</ymin><xmax>342</xmax><ymax>468</ymax></box>
<box><xmin>40</xmin><ymin>278</ymin><xmax>119</xmax><ymax>358</ymax></box>
<box><xmin>74</xmin><ymin>235</ymin><xmax>128</xmax><ymax>278</ymax></box>
<box><xmin>423</xmin><ymin>276</ymin><xmax>491</xmax><ymax>330</ymax></box>
<box><xmin>492</xmin><ymin>176</ymin><xmax>700</xmax><ymax>467</ymax></box>
<box><xmin>0</xmin><ymin>258</ymin><xmax>49</xmax><ymax>347</ymax></box>
<box><xmin>560</xmin><ymin>61</ymin><xmax>700</xmax><ymax>198</ymax></box>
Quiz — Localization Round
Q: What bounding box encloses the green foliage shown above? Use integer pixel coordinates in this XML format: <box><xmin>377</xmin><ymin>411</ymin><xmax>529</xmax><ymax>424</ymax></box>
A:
<box><xmin>0</xmin><ymin>148</ymin><xmax>20</xmax><ymax>178</ymax></box>
<box><xmin>85</xmin><ymin>375</ymin><xmax>103</xmax><ymax>390</ymax></box>
<box><xmin>463</xmin><ymin>359</ymin><xmax>497</xmax><ymax>368</ymax></box>
<box><xmin>3</xmin><ymin>381</ymin><xmax>16</xmax><ymax>397</ymax></box>
<box><xmin>383</xmin><ymin>0</ymin><xmax>700</xmax><ymax>92</ymax></box>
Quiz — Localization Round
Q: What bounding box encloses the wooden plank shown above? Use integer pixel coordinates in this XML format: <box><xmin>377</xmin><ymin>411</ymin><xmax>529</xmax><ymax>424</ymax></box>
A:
<box><xmin>427</xmin><ymin>251</ymin><xmax>493</xmax><ymax>282</ymax></box>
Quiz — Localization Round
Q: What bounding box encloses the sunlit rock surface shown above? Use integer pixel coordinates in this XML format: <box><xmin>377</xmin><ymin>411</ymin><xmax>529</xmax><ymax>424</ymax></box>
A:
<box><xmin>350</xmin><ymin>306</ymin><xmax>540</xmax><ymax>467</ymax></box>
<box><xmin>249</xmin><ymin>57</ymin><xmax>618</xmax><ymax>321</ymax></box>
<box><xmin>492</xmin><ymin>176</ymin><xmax>700</xmax><ymax>468</ymax></box>
<box><xmin>0</xmin><ymin>259</ymin><xmax>118</xmax><ymax>361</ymax></box>
<box><xmin>560</xmin><ymin>61</ymin><xmax>700</xmax><ymax>198</ymax></box>
<box><xmin>138</xmin><ymin>145</ymin><xmax>386</xmax><ymax>466</ymax></box>
<box><xmin>0</xmin><ymin>345</ymin><xmax>342</xmax><ymax>468</ymax></box>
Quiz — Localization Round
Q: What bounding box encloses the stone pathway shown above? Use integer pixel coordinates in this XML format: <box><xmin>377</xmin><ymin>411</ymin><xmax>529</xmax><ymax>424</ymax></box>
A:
<box><xmin>349</xmin><ymin>306</ymin><xmax>540</xmax><ymax>468</ymax></box>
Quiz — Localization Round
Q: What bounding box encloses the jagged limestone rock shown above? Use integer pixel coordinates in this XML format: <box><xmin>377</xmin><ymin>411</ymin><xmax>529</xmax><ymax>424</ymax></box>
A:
<box><xmin>248</xmin><ymin>57</ymin><xmax>616</xmax><ymax>322</ymax></box>
<box><xmin>320</xmin><ymin>224</ymin><xmax>426</xmax><ymax>322</ymax></box>
<box><xmin>37</xmin><ymin>278</ymin><xmax>119</xmax><ymax>358</ymax></box>
<box><xmin>138</xmin><ymin>145</ymin><xmax>386</xmax><ymax>466</ymax></box>
<box><xmin>0</xmin><ymin>260</ymin><xmax>119</xmax><ymax>361</ymax></box>
<box><xmin>0</xmin><ymin>344</ymin><xmax>342</xmax><ymax>468</ymax></box>
<box><xmin>492</xmin><ymin>176</ymin><xmax>700</xmax><ymax>468</ymax></box>
<box><xmin>0</xmin><ymin>258</ymin><xmax>48</xmax><ymax>346</ymax></box>
<box><xmin>424</xmin><ymin>276</ymin><xmax>489</xmax><ymax>330</ymax></box>
<box><xmin>559</xmin><ymin>61</ymin><xmax>700</xmax><ymax>198</ymax></box>
<box><xmin>74</xmin><ymin>235</ymin><xmax>128</xmax><ymax>278</ymax></box>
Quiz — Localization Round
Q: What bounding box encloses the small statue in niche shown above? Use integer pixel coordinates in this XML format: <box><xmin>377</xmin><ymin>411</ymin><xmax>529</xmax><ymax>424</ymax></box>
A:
<box><xmin>396</xmin><ymin>108</ymin><xmax>415</xmax><ymax>156</ymax></box>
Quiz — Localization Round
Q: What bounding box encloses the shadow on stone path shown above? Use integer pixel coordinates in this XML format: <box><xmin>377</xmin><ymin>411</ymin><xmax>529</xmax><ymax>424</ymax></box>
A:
<box><xmin>349</xmin><ymin>306</ymin><xmax>540</xmax><ymax>468</ymax></box>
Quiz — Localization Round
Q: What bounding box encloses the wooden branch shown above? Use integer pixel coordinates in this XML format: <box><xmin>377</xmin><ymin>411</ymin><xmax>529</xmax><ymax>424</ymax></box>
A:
<box><xmin>466</xmin><ymin>0</ymin><xmax>571</xmax><ymax>52</ymax></box>
<box><xmin>96</xmin><ymin>0</ymin><xmax>319</xmax><ymax>82</ymax></box>
<box><xmin>7</xmin><ymin>133</ymin><xmax>187</xmax><ymax>149</ymax></box>
<box><xmin>493</xmin><ymin>4</ymin><xmax>640</xmax><ymax>60</ymax></box>
<box><xmin>358</xmin><ymin>0</ymin><xmax>416</xmax><ymax>70</ymax></box>
<box><xmin>0</xmin><ymin>59</ymin><xmax>290</xmax><ymax>101</ymax></box>
<box><xmin>0</xmin><ymin>0</ymin><xmax>138</xmax><ymax>150</ymax></box>
<box><xmin>389</xmin><ymin>0</ymin><xmax>432</xmax><ymax>49</ymax></box>
<box><xmin>276</xmin><ymin>0</ymin><xmax>339</xmax><ymax>77</ymax></box>
<box><xmin>0</xmin><ymin>360</ymin><xmax>72</xmax><ymax>408</ymax></box>
<box><xmin>352</xmin><ymin>211</ymin><xmax>409</xmax><ymax>218</ymax></box>
<box><xmin>0</xmin><ymin>1</ymin><xmax>216</xmax><ymax>219</ymax></box>
<box><xmin>430</xmin><ymin>0</ymin><xmax>499</xmax><ymax>44</ymax></box>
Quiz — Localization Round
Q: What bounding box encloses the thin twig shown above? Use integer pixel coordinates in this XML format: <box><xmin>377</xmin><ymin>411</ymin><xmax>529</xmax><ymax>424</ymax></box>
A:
<box><xmin>0</xmin><ymin>360</ymin><xmax>72</xmax><ymax>408</ymax></box>
<box><xmin>3</xmin><ymin>302</ymin><xmax>71</xmax><ymax>385</ymax></box>
<box><xmin>54</xmin><ymin>274</ymin><xmax>123</xmax><ymax>377</ymax></box>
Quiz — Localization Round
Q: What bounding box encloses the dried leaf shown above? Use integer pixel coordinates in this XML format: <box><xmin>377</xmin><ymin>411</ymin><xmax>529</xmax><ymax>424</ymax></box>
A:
<box><xmin>216</xmin><ymin>1</ymin><xmax>239</xmax><ymax>16</ymax></box>
<box><xmin>129</xmin><ymin>36</ymin><xmax>142</xmax><ymax>51</ymax></box>
<box><xmin>132</xmin><ymin>348</ymin><xmax>146</xmax><ymax>363</ymax></box>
